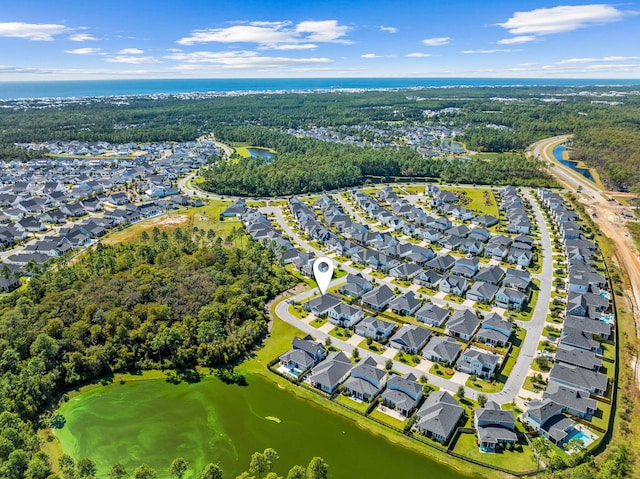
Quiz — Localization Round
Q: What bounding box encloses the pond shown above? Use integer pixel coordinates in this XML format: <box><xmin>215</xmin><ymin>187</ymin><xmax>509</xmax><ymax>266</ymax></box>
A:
<box><xmin>246</xmin><ymin>147</ymin><xmax>275</xmax><ymax>159</ymax></box>
<box><xmin>55</xmin><ymin>373</ymin><xmax>473</xmax><ymax>479</ymax></box>
<box><xmin>552</xmin><ymin>144</ymin><xmax>595</xmax><ymax>182</ymax></box>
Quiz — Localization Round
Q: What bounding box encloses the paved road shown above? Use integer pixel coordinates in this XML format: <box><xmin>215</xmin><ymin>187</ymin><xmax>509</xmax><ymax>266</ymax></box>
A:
<box><xmin>532</xmin><ymin>136</ymin><xmax>640</xmax><ymax>336</ymax></box>
<box><xmin>266</xmin><ymin>189</ymin><xmax>555</xmax><ymax>403</ymax></box>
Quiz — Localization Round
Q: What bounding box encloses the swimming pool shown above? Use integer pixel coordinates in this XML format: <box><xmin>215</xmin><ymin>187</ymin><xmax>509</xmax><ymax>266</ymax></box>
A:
<box><xmin>601</xmin><ymin>313</ymin><xmax>614</xmax><ymax>324</ymax></box>
<box><xmin>600</xmin><ymin>290</ymin><xmax>611</xmax><ymax>300</ymax></box>
<box><xmin>565</xmin><ymin>427</ymin><xmax>595</xmax><ymax>447</ymax></box>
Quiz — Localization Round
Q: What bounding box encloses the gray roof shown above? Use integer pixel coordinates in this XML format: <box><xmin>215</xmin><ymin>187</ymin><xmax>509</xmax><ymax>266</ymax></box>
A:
<box><xmin>390</xmin><ymin>324</ymin><xmax>431</xmax><ymax>351</ymax></box>
<box><xmin>342</xmin><ymin>376</ymin><xmax>380</xmax><ymax>397</ymax></box>
<box><xmin>467</xmin><ymin>281</ymin><xmax>499</xmax><ymax>300</ymax></box>
<box><xmin>559</xmin><ymin>329</ymin><xmax>600</xmax><ymax>351</ymax></box>
<box><xmin>475</xmin><ymin>404</ymin><xmax>515</xmax><ymax>428</ymax></box>
<box><xmin>422</xmin><ymin>336</ymin><xmax>461</xmax><ymax>363</ymax></box>
<box><xmin>555</xmin><ymin>345</ymin><xmax>602</xmax><ymax>371</ymax></box>
<box><xmin>280</xmin><ymin>349</ymin><xmax>316</xmax><ymax>369</ymax></box>
<box><xmin>544</xmin><ymin>383</ymin><xmax>597</xmax><ymax>417</ymax></box>
<box><xmin>477</xmin><ymin>425</ymin><xmax>517</xmax><ymax>445</ymax></box>
<box><xmin>304</xmin><ymin>293</ymin><xmax>342</xmax><ymax>314</ymax></box>
<box><xmin>385</xmin><ymin>374</ymin><xmax>423</xmax><ymax>399</ymax></box>
<box><xmin>447</xmin><ymin>309</ymin><xmax>480</xmax><ymax>336</ymax></box>
<box><xmin>540</xmin><ymin>415</ymin><xmax>575</xmax><ymax>443</ymax></box>
<box><xmin>416</xmin><ymin>391</ymin><xmax>463</xmax><ymax>440</ymax></box>
<box><xmin>549</xmin><ymin>363</ymin><xmax>608</xmax><ymax>393</ymax></box>
<box><xmin>526</xmin><ymin>399</ymin><xmax>564</xmax><ymax>425</ymax></box>
<box><xmin>389</xmin><ymin>291</ymin><xmax>421</xmax><ymax>312</ymax></box>
<box><xmin>474</xmin><ymin>265</ymin><xmax>505</xmax><ymax>284</ymax></box>
<box><xmin>415</xmin><ymin>303</ymin><xmax>449</xmax><ymax>324</ymax></box>
<box><xmin>309</xmin><ymin>352</ymin><xmax>352</xmax><ymax>389</ymax></box>
<box><xmin>361</xmin><ymin>284</ymin><xmax>395</xmax><ymax>307</ymax></box>
<box><xmin>350</xmin><ymin>356</ymin><xmax>386</xmax><ymax>386</ymax></box>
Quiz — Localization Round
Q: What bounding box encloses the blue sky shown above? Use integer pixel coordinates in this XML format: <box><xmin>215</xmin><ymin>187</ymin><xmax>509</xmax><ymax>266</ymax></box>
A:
<box><xmin>1</xmin><ymin>0</ymin><xmax>639</xmax><ymax>80</ymax></box>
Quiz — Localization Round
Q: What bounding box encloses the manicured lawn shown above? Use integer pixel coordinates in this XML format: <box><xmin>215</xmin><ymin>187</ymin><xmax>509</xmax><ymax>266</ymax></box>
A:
<box><xmin>288</xmin><ymin>304</ymin><xmax>308</xmax><ymax>320</ymax></box>
<box><xmin>329</xmin><ymin>326</ymin><xmax>354</xmax><ymax>340</ymax></box>
<box><xmin>591</xmin><ymin>401</ymin><xmax>611</xmax><ymax>430</ymax></box>
<box><xmin>465</xmin><ymin>377</ymin><xmax>503</xmax><ymax>393</ymax></box>
<box><xmin>359</xmin><ymin>339</ymin><xmax>387</xmax><ymax>355</ymax></box>
<box><xmin>395</xmin><ymin>351</ymin><xmax>421</xmax><ymax>366</ymax></box>
<box><xmin>444</xmin><ymin>294</ymin><xmax>464</xmax><ymax>304</ymax></box>
<box><xmin>334</xmin><ymin>393</ymin><xmax>370</xmax><ymax>413</ymax></box>
<box><xmin>430</xmin><ymin>363</ymin><xmax>454</xmax><ymax>379</ymax></box>
<box><xmin>403</xmin><ymin>185</ymin><xmax>427</xmax><ymax>194</ymax></box>
<box><xmin>453</xmin><ymin>433</ymin><xmax>538</xmax><ymax>472</ymax></box>
<box><xmin>368</xmin><ymin>408</ymin><xmax>407</xmax><ymax>430</ymax></box>
<box><xmin>542</xmin><ymin>326</ymin><xmax>562</xmax><ymax>338</ymax></box>
<box><xmin>601</xmin><ymin>342</ymin><xmax>616</xmax><ymax>361</ymax></box>
<box><xmin>523</xmin><ymin>375</ymin><xmax>546</xmax><ymax>393</ymax></box>
<box><xmin>310</xmin><ymin>316</ymin><xmax>328</xmax><ymax>328</ymax></box>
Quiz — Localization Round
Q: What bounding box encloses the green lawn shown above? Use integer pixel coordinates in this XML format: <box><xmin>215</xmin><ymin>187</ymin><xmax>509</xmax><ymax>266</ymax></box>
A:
<box><xmin>591</xmin><ymin>401</ymin><xmax>611</xmax><ymax>430</ymax></box>
<box><xmin>601</xmin><ymin>342</ymin><xmax>616</xmax><ymax>361</ymax></box>
<box><xmin>329</xmin><ymin>327</ymin><xmax>354</xmax><ymax>340</ymax></box>
<box><xmin>288</xmin><ymin>304</ymin><xmax>308</xmax><ymax>320</ymax></box>
<box><xmin>430</xmin><ymin>363</ymin><xmax>454</xmax><ymax>379</ymax></box>
<box><xmin>395</xmin><ymin>351</ymin><xmax>421</xmax><ymax>366</ymax></box>
<box><xmin>359</xmin><ymin>339</ymin><xmax>387</xmax><ymax>355</ymax></box>
<box><xmin>368</xmin><ymin>408</ymin><xmax>407</xmax><ymax>430</ymax></box>
<box><xmin>453</xmin><ymin>433</ymin><xmax>538</xmax><ymax>473</ymax></box>
<box><xmin>334</xmin><ymin>393</ymin><xmax>370</xmax><ymax>413</ymax></box>
<box><xmin>523</xmin><ymin>375</ymin><xmax>546</xmax><ymax>393</ymax></box>
<box><xmin>310</xmin><ymin>316</ymin><xmax>328</xmax><ymax>328</ymax></box>
<box><xmin>440</xmin><ymin>187</ymin><xmax>499</xmax><ymax>218</ymax></box>
<box><xmin>467</xmin><ymin>328</ymin><xmax>525</xmax><ymax>393</ymax></box>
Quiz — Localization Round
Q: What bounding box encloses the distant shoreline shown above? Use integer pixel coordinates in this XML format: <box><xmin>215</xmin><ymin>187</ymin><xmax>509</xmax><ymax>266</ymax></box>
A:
<box><xmin>1</xmin><ymin>77</ymin><xmax>639</xmax><ymax>102</ymax></box>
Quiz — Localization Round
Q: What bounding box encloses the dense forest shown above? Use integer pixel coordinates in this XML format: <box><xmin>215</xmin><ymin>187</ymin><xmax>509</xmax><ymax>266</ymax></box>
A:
<box><xmin>200</xmin><ymin>126</ymin><xmax>555</xmax><ymax>196</ymax></box>
<box><xmin>0</xmin><ymin>228</ymin><xmax>294</xmax><ymax>479</ymax></box>
<box><xmin>0</xmin><ymin>86</ymin><xmax>639</xmax><ymax>190</ymax></box>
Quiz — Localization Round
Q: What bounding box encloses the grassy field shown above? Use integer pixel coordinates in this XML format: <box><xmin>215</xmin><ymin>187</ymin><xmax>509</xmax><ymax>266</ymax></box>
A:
<box><xmin>440</xmin><ymin>187</ymin><xmax>499</xmax><ymax>217</ymax></box>
<box><xmin>628</xmin><ymin>221</ymin><xmax>640</xmax><ymax>252</ymax></box>
<box><xmin>102</xmin><ymin>200</ymin><xmax>234</xmax><ymax>245</ymax></box>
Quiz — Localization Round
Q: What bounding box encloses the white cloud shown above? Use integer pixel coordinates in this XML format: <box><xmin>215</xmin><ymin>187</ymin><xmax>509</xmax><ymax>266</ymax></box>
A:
<box><xmin>380</xmin><ymin>25</ymin><xmax>397</xmax><ymax>33</ymax></box>
<box><xmin>557</xmin><ymin>55</ymin><xmax>640</xmax><ymax>64</ymax></box>
<box><xmin>422</xmin><ymin>36</ymin><xmax>450</xmax><ymax>46</ymax></box>
<box><xmin>177</xmin><ymin>19</ymin><xmax>351</xmax><ymax>48</ymax></box>
<box><xmin>295</xmin><ymin>20</ymin><xmax>351</xmax><ymax>43</ymax></box>
<box><xmin>119</xmin><ymin>48</ymin><xmax>145</xmax><ymax>55</ymax></box>
<box><xmin>107</xmin><ymin>55</ymin><xmax>161</xmax><ymax>64</ymax></box>
<box><xmin>462</xmin><ymin>49</ymin><xmax>517</xmax><ymax>54</ymax></box>
<box><xmin>0</xmin><ymin>22</ymin><xmax>67</xmax><ymax>41</ymax></box>
<box><xmin>262</xmin><ymin>43</ymin><xmax>317</xmax><ymax>50</ymax></box>
<box><xmin>164</xmin><ymin>50</ymin><xmax>331</xmax><ymax>69</ymax></box>
<box><xmin>497</xmin><ymin>35</ymin><xmax>536</xmax><ymax>44</ymax></box>
<box><xmin>65</xmin><ymin>47</ymin><xmax>101</xmax><ymax>55</ymax></box>
<box><xmin>69</xmin><ymin>33</ymin><xmax>97</xmax><ymax>42</ymax></box>
<box><xmin>498</xmin><ymin>4</ymin><xmax>625</xmax><ymax>37</ymax></box>
<box><xmin>406</xmin><ymin>52</ymin><xmax>431</xmax><ymax>57</ymax></box>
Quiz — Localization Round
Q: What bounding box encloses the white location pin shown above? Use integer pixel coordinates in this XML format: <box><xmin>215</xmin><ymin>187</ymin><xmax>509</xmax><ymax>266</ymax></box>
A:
<box><xmin>313</xmin><ymin>256</ymin><xmax>334</xmax><ymax>295</ymax></box>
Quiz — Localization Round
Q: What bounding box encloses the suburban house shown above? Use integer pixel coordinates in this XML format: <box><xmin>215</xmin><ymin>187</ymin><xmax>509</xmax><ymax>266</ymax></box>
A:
<box><xmin>523</xmin><ymin>399</ymin><xmax>576</xmax><ymax>446</ymax></box>
<box><xmin>474</xmin><ymin>265</ymin><xmax>506</xmax><ymax>285</ymax></box>
<box><xmin>543</xmin><ymin>383</ymin><xmax>597</xmax><ymax>420</ymax></box>
<box><xmin>422</xmin><ymin>336</ymin><xmax>461</xmax><ymax>366</ymax></box>
<box><xmin>355</xmin><ymin>317</ymin><xmax>396</xmax><ymax>341</ymax></box>
<box><xmin>389</xmin><ymin>324</ymin><xmax>432</xmax><ymax>354</ymax></box>
<box><xmin>439</xmin><ymin>274</ymin><xmax>469</xmax><ymax>296</ymax></box>
<box><xmin>342</xmin><ymin>357</ymin><xmax>387</xmax><ymax>401</ymax></box>
<box><xmin>466</xmin><ymin>282</ymin><xmax>499</xmax><ymax>304</ymax></box>
<box><xmin>308</xmin><ymin>352</ymin><xmax>353</xmax><ymax>394</ymax></box>
<box><xmin>476</xmin><ymin>313</ymin><xmax>512</xmax><ymax>348</ymax></box>
<box><xmin>389</xmin><ymin>262</ymin><xmax>422</xmax><ymax>281</ymax></box>
<box><xmin>279</xmin><ymin>336</ymin><xmax>327</xmax><ymax>375</ymax></box>
<box><xmin>361</xmin><ymin>285</ymin><xmax>396</xmax><ymax>311</ymax></box>
<box><xmin>426</xmin><ymin>254</ymin><xmax>456</xmax><ymax>273</ymax></box>
<box><xmin>415</xmin><ymin>303</ymin><xmax>450</xmax><ymax>327</ymax></box>
<box><xmin>457</xmin><ymin>346</ymin><xmax>501</xmax><ymax>379</ymax></box>
<box><xmin>338</xmin><ymin>273</ymin><xmax>374</xmax><ymax>299</ymax></box>
<box><xmin>446</xmin><ymin>309</ymin><xmax>480</xmax><ymax>341</ymax></box>
<box><xmin>495</xmin><ymin>287</ymin><xmax>528</xmax><ymax>311</ymax></box>
<box><xmin>327</xmin><ymin>302</ymin><xmax>365</xmax><ymax>328</ymax></box>
<box><xmin>304</xmin><ymin>293</ymin><xmax>342</xmax><ymax>317</ymax></box>
<box><xmin>555</xmin><ymin>345</ymin><xmax>602</xmax><ymax>372</ymax></box>
<box><xmin>548</xmin><ymin>363</ymin><xmax>608</xmax><ymax>396</ymax></box>
<box><xmin>389</xmin><ymin>291</ymin><xmax>422</xmax><ymax>316</ymax></box>
<box><xmin>381</xmin><ymin>373</ymin><xmax>423</xmax><ymax>417</ymax></box>
<box><xmin>413</xmin><ymin>269</ymin><xmax>442</xmax><ymax>288</ymax></box>
<box><xmin>474</xmin><ymin>401</ymin><xmax>517</xmax><ymax>452</ymax></box>
<box><xmin>414</xmin><ymin>391</ymin><xmax>464</xmax><ymax>444</ymax></box>
<box><xmin>451</xmin><ymin>257</ymin><xmax>479</xmax><ymax>278</ymax></box>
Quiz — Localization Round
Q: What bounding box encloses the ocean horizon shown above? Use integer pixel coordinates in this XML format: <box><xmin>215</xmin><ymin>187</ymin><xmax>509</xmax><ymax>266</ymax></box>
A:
<box><xmin>1</xmin><ymin>77</ymin><xmax>639</xmax><ymax>101</ymax></box>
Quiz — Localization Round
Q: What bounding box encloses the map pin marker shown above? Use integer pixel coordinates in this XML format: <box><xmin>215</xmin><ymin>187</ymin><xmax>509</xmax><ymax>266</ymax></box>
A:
<box><xmin>313</xmin><ymin>257</ymin><xmax>334</xmax><ymax>295</ymax></box>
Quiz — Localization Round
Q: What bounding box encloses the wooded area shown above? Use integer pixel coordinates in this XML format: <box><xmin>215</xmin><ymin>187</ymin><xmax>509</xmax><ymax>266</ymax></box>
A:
<box><xmin>0</xmin><ymin>229</ymin><xmax>294</xmax><ymax>479</ymax></box>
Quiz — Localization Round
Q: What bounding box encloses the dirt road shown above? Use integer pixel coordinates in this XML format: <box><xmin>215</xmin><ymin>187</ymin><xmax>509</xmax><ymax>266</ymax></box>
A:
<box><xmin>531</xmin><ymin>136</ymin><xmax>640</xmax><ymax>338</ymax></box>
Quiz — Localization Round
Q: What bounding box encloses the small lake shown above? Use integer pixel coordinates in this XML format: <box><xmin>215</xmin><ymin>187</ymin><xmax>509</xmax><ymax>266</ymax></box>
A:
<box><xmin>55</xmin><ymin>374</ymin><xmax>472</xmax><ymax>479</ymax></box>
<box><xmin>246</xmin><ymin>147</ymin><xmax>275</xmax><ymax>159</ymax></box>
<box><xmin>552</xmin><ymin>144</ymin><xmax>595</xmax><ymax>182</ymax></box>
